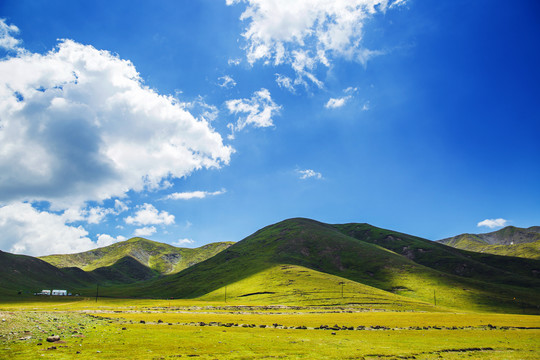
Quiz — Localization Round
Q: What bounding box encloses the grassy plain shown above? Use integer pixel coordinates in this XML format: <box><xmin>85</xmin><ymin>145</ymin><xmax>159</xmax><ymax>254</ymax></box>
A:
<box><xmin>1</xmin><ymin>297</ymin><xmax>539</xmax><ymax>359</ymax></box>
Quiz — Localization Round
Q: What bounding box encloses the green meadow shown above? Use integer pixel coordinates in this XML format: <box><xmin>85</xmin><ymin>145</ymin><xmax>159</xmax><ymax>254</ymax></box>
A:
<box><xmin>1</xmin><ymin>296</ymin><xmax>539</xmax><ymax>360</ymax></box>
<box><xmin>2</xmin><ymin>219</ymin><xmax>539</xmax><ymax>359</ymax></box>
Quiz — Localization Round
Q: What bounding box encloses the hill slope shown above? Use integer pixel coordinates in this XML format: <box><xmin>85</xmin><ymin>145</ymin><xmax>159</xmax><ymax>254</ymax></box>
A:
<box><xmin>111</xmin><ymin>218</ymin><xmax>540</xmax><ymax>313</ymax></box>
<box><xmin>0</xmin><ymin>250</ymin><xmax>164</xmax><ymax>297</ymax></box>
<box><xmin>40</xmin><ymin>238</ymin><xmax>234</xmax><ymax>275</ymax></box>
<box><xmin>438</xmin><ymin>226</ymin><xmax>540</xmax><ymax>259</ymax></box>
<box><xmin>0</xmin><ymin>250</ymin><xmax>89</xmax><ymax>296</ymax></box>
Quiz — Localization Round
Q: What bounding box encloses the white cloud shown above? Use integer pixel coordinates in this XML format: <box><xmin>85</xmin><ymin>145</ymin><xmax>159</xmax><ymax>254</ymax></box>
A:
<box><xmin>218</xmin><ymin>75</ymin><xmax>237</xmax><ymax>89</ymax></box>
<box><xmin>477</xmin><ymin>218</ymin><xmax>508</xmax><ymax>229</ymax></box>
<box><xmin>96</xmin><ymin>234</ymin><xmax>126</xmax><ymax>248</ymax></box>
<box><xmin>134</xmin><ymin>226</ymin><xmax>157</xmax><ymax>237</ymax></box>
<box><xmin>180</xmin><ymin>96</ymin><xmax>220</xmax><ymax>122</ymax></box>
<box><xmin>166</xmin><ymin>189</ymin><xmax>226</xmax><ymax>200</ymax></box>
<box><xmin>298</xmin><ymin>169</ymin><xmax>323</xmax><ymax>180</ymax></box>
<box><xmin>275</xmin><ymin>73</ymin><xmax>295</xmax><ymax>93</ymax></box>
<box><xmin>227</xmin><ymin>0</ymin><xmax>405</xmax><ymax>88</ymax></box>
<box><xmin>361</xmin><ymin>102</ymin><xmax>370</xmax><ymax>111</ymax></box>
<box><xmin>125</xmin><ymin>203</ymin><xmax>175</xmax><ymax>226</ymax></box>
<box><xmin>172</xmin><ymin>238</ymin><xmax>195</xmax><ymax>247</ymax></box>
<box><xmin>325</xmin><ymin>96</ymin><xmax>351</xmax><ymax>109</ymax></box>
<box><xmin>226</xmin><ymin>88</ymin><xmax>281</xmax><ymax>131</ymax></box>
<box><xmin>0</xmin><ymin>36</ymin><xmax>233</xmax><ymax>210</ymax></box>
<box><xmin>0</xmin><ymin>19</ymin><xmax>22</xmax><ymax>52</ymax></box>
<box><xmin>228</xmin><ymin>58</ymin><xmax>241</xmax><ymax>66</ymax></box>
<box><xmin>114</xmin><ymin>199</ymin><xmax>129</xmax><ymax>214</ymax></box>
<box><xmin>0</xmin><ymin>202</ymin><xmax>95</xmax><ymax>256</ymax></box>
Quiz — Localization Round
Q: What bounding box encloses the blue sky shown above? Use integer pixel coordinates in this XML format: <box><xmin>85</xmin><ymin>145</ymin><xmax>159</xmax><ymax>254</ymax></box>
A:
<box><xmin>0</xmin><ymin>0</ymin><xmax>539</xmax><ymax>256</ymax></box>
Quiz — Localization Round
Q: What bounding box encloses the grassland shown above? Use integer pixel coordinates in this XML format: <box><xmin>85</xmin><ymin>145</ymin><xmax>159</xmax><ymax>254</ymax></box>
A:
<box><xmin>1</xmin><ymin>297</ymin><xmax>539</xmax><ymax>359</ymax></box>
<box><xmin>3</xmin><ymin>218</ymin><xmax>539</xmax><ymax>358</ymax></box>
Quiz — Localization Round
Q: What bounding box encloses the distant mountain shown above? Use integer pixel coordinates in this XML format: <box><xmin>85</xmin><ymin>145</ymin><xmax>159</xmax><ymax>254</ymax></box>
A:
<box><xmin>0</xmin><ymin>250</ymin><xmax>88</xmax><ymax>295</ymax></box>
<box><xmin>0</xmin><ymin>249</ymin><xmax>162</xmax><ymax>297</ymax></box>
<box><xmin>40</xmin><ymin>237</ymin><xmax>234</xmax><ymax>275</ymax></box>
<box><xmin>4</xmin><ymin>219</ymin><xmax>540</xmax><ymax>313</ymax></box>
<box><xmin>438</xmin><ymin>226</ymin><xmax>540</xmax><ymax>259</ymax></box>
<box><xmin>116</xmin><ymin>218</ymin><xmax>539</xmax><ymax>313</ymax></box>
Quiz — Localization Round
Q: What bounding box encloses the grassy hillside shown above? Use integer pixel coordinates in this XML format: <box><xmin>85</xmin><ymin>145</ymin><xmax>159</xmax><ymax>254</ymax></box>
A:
<box><xmin>40</xmin><ymin>238</ymin><xmax>234</xmax><ymax>275</ymax></box>
<box><xmin>0</xmin><ymin>250</ymin><xmax>89</xmax><ymax>297</ymax></box>
<box><xmin>104</xmin><ymin>218</ymin><xmax>540</xmax><ymax>313</ymax></box>
<box><xmin>438</xmin><ymin>226</ymin><xmax>540</xmax><ymax>259</ymax></box>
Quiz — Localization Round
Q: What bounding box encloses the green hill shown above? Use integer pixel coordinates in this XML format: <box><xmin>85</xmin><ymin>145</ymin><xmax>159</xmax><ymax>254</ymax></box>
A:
<box><xmin>0</xmin><ymin>250</ymin><xmax>89</xmax><ymax>297</ymax></box>
<box><xmin>438</xmin><ymin>226</ymin><xmax>540</xmax><ymax>259</ymax></box>
<box><xmin>0</xmin><ymin>250</ymin><xmax>163</xmax><ymax>298</ymax></box>
<box><xmin>40</xmin><ymin>238</ymin><xmax>234</xmax><ymax>275</ymax></box>
<box><xmin>107</xmin><ymin>218</ymin><xmax>540</xmax><ymax>313</ymax></box>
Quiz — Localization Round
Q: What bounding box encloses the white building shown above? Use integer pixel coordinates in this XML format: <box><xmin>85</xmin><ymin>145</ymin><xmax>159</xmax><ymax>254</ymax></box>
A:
<box><xmin>51</xmin><ymin>289</ymin><xmax>67</xmax><ymax>296</ymax></box>
<box><xmin>40</xmin><ymin>290</ymin><xmax>51</xmax><ymax>295</ymax></box>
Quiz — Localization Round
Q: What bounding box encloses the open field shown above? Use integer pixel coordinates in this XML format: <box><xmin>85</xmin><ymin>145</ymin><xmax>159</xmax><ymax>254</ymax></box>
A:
<box><xmin>1</xmin><ymin>298</ymin><xmax>539</xmax><ymax>359</ymax></box>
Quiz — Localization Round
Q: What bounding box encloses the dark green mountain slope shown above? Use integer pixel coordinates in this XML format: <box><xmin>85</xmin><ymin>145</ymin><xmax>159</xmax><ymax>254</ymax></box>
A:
<box><xmin>0</xmin><ymin>250</ymin><xmax>87</xmax><ymax>296</ymax></box>
<box><xmin>334</xmin><ymin>223</ymin><xmax>539</xmax><ymax>284</ymax></box>
<box><xmin>0</xmin><ymin>250</ymin><xmax>165</xmax><ymax>298</ymax></box>
<box><xmin>438</xmin><ymin>226</ymin><xmax>540</xmax><ymax>259</ymax></box>
<box><xmin>40</xmin><ymin>238</ymin><xmax>234</xmax><ymax>275</ymax></box>
<box><xmin>116</xmin><ymin>218</ymin><xmax>539</xmax><ymax>313</ymax></box>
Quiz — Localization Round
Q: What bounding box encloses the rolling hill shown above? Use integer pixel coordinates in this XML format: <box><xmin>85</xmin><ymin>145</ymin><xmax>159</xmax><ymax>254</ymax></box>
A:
<box><xmin>3</xmin><ymin>218</ymin><xmax>539</xmax><ymax>313</ymax></box>
<box><xmin>0</xmin><ymin>250</ymin><xmax>163</xmax><ymax>298</ymax></box>
<box><xmin>438</xmin><ymin>226</ymin><xmax>540</xmax><ymax>259</ymax></box>
<box><xmin>107</xmin><ymin>218</ymin><xmax>540</xmax><ymax>313</ymax></box>
<box><xmin>0</xmin><ymin>250</ymin><xmax>90</xmax><ymax>296</ymax></box>
<box><xmin>40</xmin><ymin>237</ymin><xmax>234</xmax><ymax>275</ymax></box>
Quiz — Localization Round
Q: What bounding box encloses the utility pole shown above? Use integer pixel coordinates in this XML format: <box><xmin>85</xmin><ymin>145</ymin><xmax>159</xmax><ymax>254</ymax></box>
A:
<box><xmin>95</xmin><ymin>283</ymin><xmax>99</xmax><ymax>303</ymax></box>
<box><xmin>433</xmin><ymin>289</ymin><xmax>436</xmax><ymax>306</ymax></box>
<box><xmin>339</xmin><ymin>282</ymin><xmax>345</xmax><ymax>298</ymax></box>
<box><xmin>224</xmin><ymin>285</ymin><xmax>227</xmax><ymax>303</ymax></box>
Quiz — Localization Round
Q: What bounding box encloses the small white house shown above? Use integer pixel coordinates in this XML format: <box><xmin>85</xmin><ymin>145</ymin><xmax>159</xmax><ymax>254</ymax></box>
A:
<box><xmin>52</xmin><ymin>289</ymin><xmax>67</xmax><ymax>296</ymax></box>
<box><xmin>40</xmin><ymin>290</ymin><xmax>51</xmax><ymax>295</ymax></box>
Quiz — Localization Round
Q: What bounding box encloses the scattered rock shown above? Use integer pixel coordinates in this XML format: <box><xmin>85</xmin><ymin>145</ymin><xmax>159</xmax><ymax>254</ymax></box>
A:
<box><xmin>46</xmin><ymin>335</ymin><xmax>60</xmax><ymax>342</ymax></box>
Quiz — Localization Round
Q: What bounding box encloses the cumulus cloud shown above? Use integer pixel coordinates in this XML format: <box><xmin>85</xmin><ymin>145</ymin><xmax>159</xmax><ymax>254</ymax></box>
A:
<box><xmin>218</xmin><ymin>75</ymin><xmax>237</xmax><ymax>88</ymax></box>
<box><xmin>477</xmin><ymin>218</ymin><xmax>508</xmax><ymax>229</ymax></box>
<box><xmin>166</xmin><ymin>189</ymin><xmax>226</xmax><ymax>200</ymax></box>
<box><xmin>225</xmin><ymin>88</ymin><xmax>281</xmax><ymax>132</ymax></box>
<box><xmin>325</xmin><ymin>96</ymin><xmax>351</xmax><ymax>109</ymax></box>
<box><xmin>0</xmin><ymin>202</ymin><xmax>95</xmax><ymax>256</ymax></box>
<box><xmin>0</xmin><ymin>37</ymin><xmax>233</xmax><ymax>210</ymax></box>
<box><xmin>0</xmin><ymin>19</ymin><xmax>22</xmax><ymax>52</ymax></box>
<box><xmin>61</xmin><ymin>206</ymin><xmax>116</xmax><ymax>225</ymax></box>
<box><xmin>96</xmin><ymin>234</ymin><xmax>126</xmax><ymax>248</ymax></box>
<box><xmin>172</xmin><ymin>238</ymin><xmax>195</xmax><ymax>247</ymax></box>
<box><xmin>298</xmin><ymin>169</ymin><xmax>323</xmax><ymax>180</ymax></box>
<box><xmin>227</xmin><ymin>0</ymin><xmax>405</xmax><ymax>88</ymax></box>
<box><xmin>134</xmin><ymin>226</ymin><xmax>157</xmax><ymax>237</ymax></box>
<box><xmin>125</xmin><ymin>203</ymin><xmax>174</xmax><ymax>226</ymax></box>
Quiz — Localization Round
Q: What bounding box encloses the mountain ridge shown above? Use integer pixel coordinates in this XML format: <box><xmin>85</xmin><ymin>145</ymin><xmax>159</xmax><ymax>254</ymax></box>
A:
<box><xmin>3</xmin><ymin>218</ymin><xmax>539</xmax><ymax>314</ymax></box>
<box><xmin>39</xmin><ymin>237</ymin><xmax>234</xmax><ymax>275</ymax></box>
<box><xmin>438</xmin><ymin>226</ymin><xmax>540</xmax><ymax>259</ymax></box>
<box><xmin>112</xmin><ymin>218</ymin><xmax>539</xmax><ymax>313</ymax></box>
